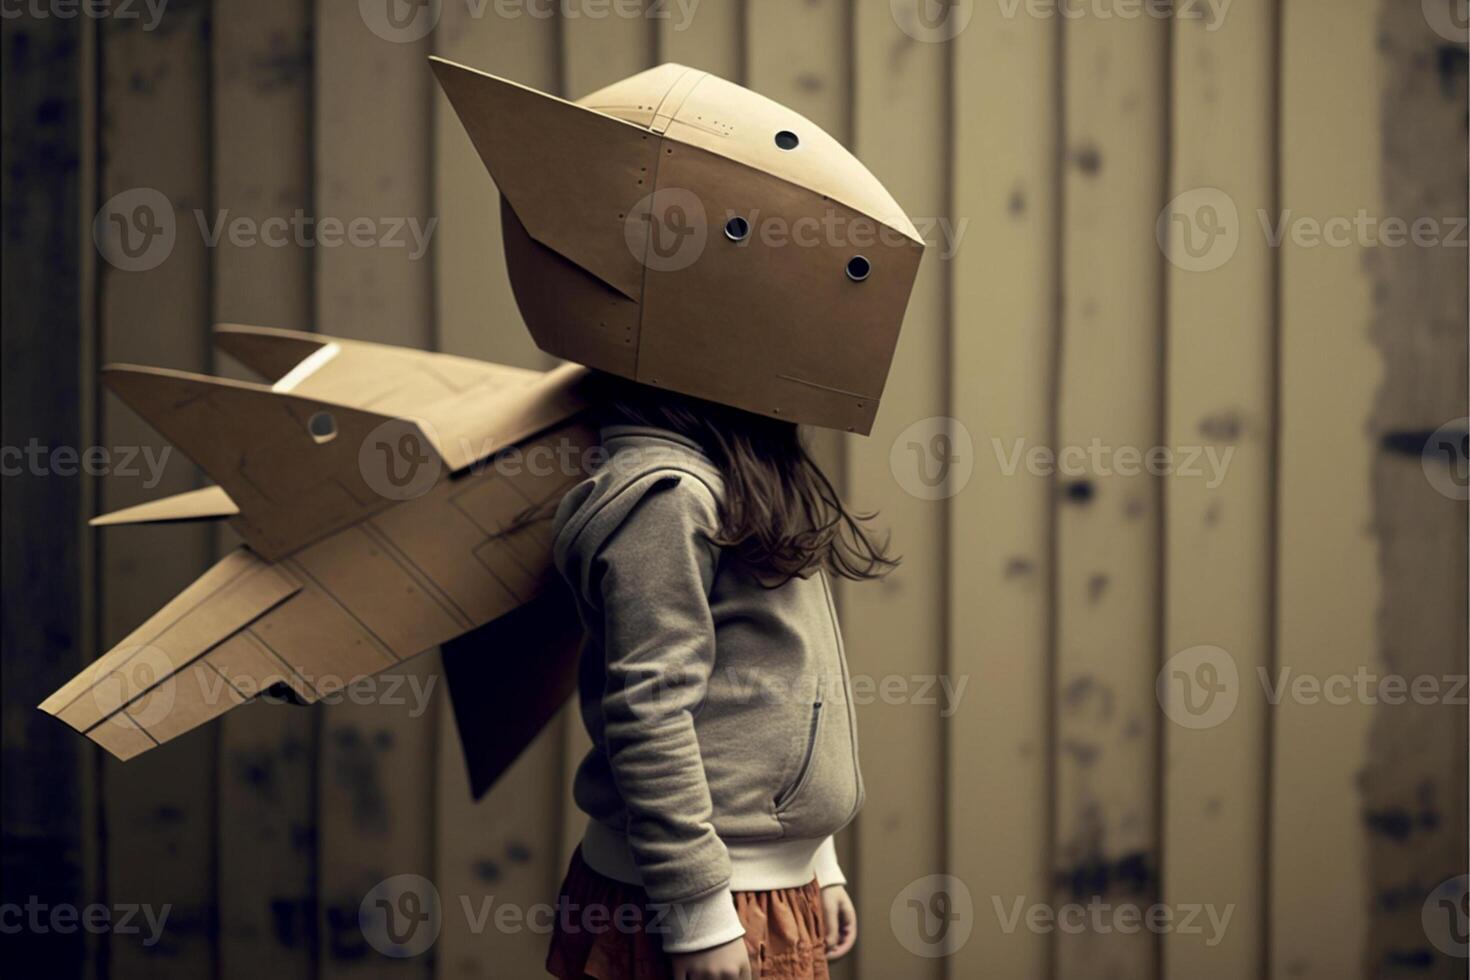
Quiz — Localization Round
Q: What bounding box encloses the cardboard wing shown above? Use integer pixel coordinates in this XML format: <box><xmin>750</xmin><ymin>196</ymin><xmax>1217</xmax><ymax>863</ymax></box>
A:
<box><xmin>42</xmin><ymin>325</ymin><xmax>594</xmax><ymax>796</ymax></box>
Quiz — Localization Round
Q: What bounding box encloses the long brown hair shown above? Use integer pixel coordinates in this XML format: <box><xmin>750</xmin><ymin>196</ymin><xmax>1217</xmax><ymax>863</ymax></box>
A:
<box><xmin>600</xmin><ymin>374</ymin><xmax>897</xmax><ymax>586</ymax></box>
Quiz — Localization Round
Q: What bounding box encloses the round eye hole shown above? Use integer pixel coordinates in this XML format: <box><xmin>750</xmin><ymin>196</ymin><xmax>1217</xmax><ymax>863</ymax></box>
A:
<box><xmin>724</xmin><ymin>216</ymin><xmax>751</xmax><ymax>241</ymax></box>
<box><xmin>845</xmin><ymin>255</ymin><xmax>871</xmax><ymax>282</ymax></box>
<box><xmin>774</xmin><ymin>130</ymin><xmax>800</xmax><ymax>150</ymax></box>
<box><xmin>307</xmin><ymin>410</ymin><xmax>338</xmax><ymax>444</ymax></box>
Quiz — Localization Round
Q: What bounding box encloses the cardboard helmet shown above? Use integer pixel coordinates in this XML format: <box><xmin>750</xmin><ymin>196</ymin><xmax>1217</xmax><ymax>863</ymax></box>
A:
<box><xmin>432</xmin><ymin>59</ymin><xmax>925</xmax><ymax>435</ymax></box>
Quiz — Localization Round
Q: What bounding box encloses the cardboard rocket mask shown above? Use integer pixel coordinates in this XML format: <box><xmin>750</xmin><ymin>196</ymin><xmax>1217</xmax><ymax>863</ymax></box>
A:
<box><xmin>431</xmin><ymin>58</ymin><xmax>926</xmax><ymax>435</ymax></box>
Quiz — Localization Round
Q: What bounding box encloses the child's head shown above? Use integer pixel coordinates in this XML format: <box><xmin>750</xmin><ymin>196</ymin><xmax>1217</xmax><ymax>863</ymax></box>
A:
<box><xmin>602</xmin><ymin>374</ymin><xmax>897</xmax><ymax>586</ymax></box>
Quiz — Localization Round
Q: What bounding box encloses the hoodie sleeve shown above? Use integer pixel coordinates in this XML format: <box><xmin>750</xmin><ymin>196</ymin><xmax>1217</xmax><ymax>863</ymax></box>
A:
<box><xmin>573</xmin><ymin>473</ymin><xmax>743</xmax><ymax>951</ymax></box>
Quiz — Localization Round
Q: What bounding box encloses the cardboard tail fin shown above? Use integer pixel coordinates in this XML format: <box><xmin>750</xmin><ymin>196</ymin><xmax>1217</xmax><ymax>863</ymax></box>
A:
<box><xmin>102</xmin><ymin>364</ymin><xmax>443</xmax><ymax>560</ymax></box>
<box><xmin>213</xmin><ymin>323</ymin><xmax>331</xmax><ymax>383</ymax></box>
<box><xmin>90</xmin><ymin>485</ymin><xmax>239</xmax><ymax>527</ymax></box>
<box><xmin>441</xmin><ymin>586</ymin><xmax>584</xmax><ymax>800</ymax></box>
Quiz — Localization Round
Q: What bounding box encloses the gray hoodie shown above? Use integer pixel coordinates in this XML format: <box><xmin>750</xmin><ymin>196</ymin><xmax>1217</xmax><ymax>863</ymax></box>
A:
<box><xmin>552</xmin><ymin>425</ymin><xmax>864</xmax><ymax>951</ymax></box>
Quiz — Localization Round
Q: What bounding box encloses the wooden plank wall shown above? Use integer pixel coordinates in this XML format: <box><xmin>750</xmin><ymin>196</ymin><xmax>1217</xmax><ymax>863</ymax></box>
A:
<box><xmin>210</xmin><ymin>5</ymin><xmax>317</xmax><ymax>980</ymax></box>
<box><xmin>95</xmin><ymin>6</ymin><xmax>219</xmax><ymax>978</ymax></box>
<box><xmin>1160</xmin><ymin>4</ymin><xmax>1275</xmax><ymax>980</ymax></box>
<box><xmin>5</xmin><ymin>1</ymin><xmax>1465</xmax><ymax>979</ymax></box>
<box><xmin>948</xmin><ymin>1</ymin><xmax>1056</xmax><ymax>977</ymax></box>
<box><xmin>1</xmin><ymin>8</ymin><xmax>96</xmax><ymax>979</ymax></box>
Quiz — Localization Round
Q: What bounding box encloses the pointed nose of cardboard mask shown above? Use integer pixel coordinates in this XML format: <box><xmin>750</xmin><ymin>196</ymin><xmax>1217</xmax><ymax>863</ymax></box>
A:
<box><xmin>431</xmin><ymin>57</ymin><xmax>925</xmax><ymax>435</ymax></box>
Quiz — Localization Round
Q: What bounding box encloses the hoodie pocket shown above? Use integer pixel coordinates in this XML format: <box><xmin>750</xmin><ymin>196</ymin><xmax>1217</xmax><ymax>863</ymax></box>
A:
<box><xmin>774</xmin><ymin>701</ymin><xmax>823</xmax><ymax>812</ymax></box>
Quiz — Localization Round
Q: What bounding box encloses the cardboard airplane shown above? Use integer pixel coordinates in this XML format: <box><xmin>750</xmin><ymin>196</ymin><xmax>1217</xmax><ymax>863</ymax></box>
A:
<box><xmin>41</xmin><ymin>58</ymin><xmax>924</xmax><ymax>800</ymax></box>
<box><xmin>40</xmin><ymin>324</ymin><xmax>597</xmax><ymax>798</ymax></box>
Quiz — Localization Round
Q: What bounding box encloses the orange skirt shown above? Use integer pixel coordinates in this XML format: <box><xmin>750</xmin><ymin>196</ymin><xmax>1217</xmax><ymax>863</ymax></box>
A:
<box><xmin>545</xmin><ymin>849</ymin><xmax>831</xmax><ymax>980</ymax></box>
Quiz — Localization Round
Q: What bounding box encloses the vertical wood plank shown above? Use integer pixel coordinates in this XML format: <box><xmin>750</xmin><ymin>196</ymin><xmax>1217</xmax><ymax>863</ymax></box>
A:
<box><xmin>211</xmin><ymin>3</ymin><xmax>318</xmax><ymax>979</ymax></box>
<box><xmin>314</xmin><ymin>3</ymin><xmax>437</xmax><ymax>976</ymax></box>
<box><xmin>1270</xmin><ymin>1</ymin><xmax>1382</xmax><ymax>977</ymax></box>
<box><xmin>430</xmin><ymin>5</ymin><xmax>565</xmax><ymax>978</ymax></box>
<box><xmin>558</xmin><ymin>0</ymin><xmax>654</xmax><ymax>98</ymax></box>
<box><xmin>1052</xmin><ymin>8</ymin><xmax>1168</xmax><ymax>980</ymax></box>
<box><xmin>94</xmin><ymin>3</ymin><xmax>218</xmax><ymax>975</ymax></box>
<box><xmin>1</xmin><ymin>9</ymin><xmax>96</xmax><ymax>979</ymax></box>
<box><xmin>1362</xmin><ymin>2</ymin><xmax>1468</xmax><ymax>975</ymax></box>
<box><xmin>849</xmin><ymin>3</ymin><xmax>948</xmax><ymax>976</ymax></box>
<box><xmin>1158</xmin><ymin>5</ymin><xmax>1275</xmax><ymax>980</ymax></box>
<box><xmin>948</xmin><ymin>3</ymin><xmax>1058</xmax><ymax>978</ymax></box>
<box><xmin>656</xmin><ymin>0</ymin><xmax>740</xmax><ymax>78</ymax></box>
<box><xmin>432</xmin><ymin>1</ymin><xmax>557</xmax><ymax>366</ymax></box>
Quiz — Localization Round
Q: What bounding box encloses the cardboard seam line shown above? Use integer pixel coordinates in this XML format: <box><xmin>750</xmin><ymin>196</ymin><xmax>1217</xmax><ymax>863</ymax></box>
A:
<box><xmin>235</xmin><ymin>627</ymin><xmax>324</xmax><ymax>702</ymax></box>
<box><xmin>75</xmin><ymin>574</ymin><xmax>303</xmax><ymax>736</ymax></box>
<box><xmin>39</xmin><ymin>550</ymin><xmax>265</xmax><ymax>714</ymax></box>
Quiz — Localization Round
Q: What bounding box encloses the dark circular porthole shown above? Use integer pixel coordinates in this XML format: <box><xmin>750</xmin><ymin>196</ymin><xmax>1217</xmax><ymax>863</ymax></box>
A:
<box><xmin>307</xmin><ymin>410</ymin><xmax>338</xmax><ymax>443</ymax></box>
<box><xmin>845</xmin><ymin>255</ymin><xmax>871</xmax><ymax>282</ymax></box>
<box><xmin>724</xmin><ymin>215</ymin><xmax>751</xmax><ymax>241</ymax></box>
<box><xmin>774</xmin><ymin>130</ymin><xmax>800</xmax><ymax>150</ymax></box>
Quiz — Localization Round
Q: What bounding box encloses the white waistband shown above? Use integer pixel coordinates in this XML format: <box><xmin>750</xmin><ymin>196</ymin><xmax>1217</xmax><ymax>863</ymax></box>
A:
<box><xmin>580</xmin><ymin>820</ymin><xmax>824</xmax><ymax>892</ymax></box>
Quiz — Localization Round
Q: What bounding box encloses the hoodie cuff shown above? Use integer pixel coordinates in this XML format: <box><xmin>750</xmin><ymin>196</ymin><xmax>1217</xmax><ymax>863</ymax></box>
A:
<box><xmin>813</xmin><ymin>837</ymin><xmax>847</xmax><ymax>889</ymax></box>
<box><xmin>656</xmin><ymin>885</ymin><xmax>746</xmax><ymax>954</ymax></box>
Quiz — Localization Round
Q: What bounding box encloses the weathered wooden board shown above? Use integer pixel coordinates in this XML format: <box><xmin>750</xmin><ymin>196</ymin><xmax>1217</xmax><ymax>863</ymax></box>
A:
<box><xmin>432</xmin><ymin>0</ymin><xmax>558</xmax><ymax>366</ymax></box>
<box><xmin>1361</xmin><ymin>2</ymin><xmax>1468</xmax><ymax>976</ymax></box>
<box><xmin>430</xmin><ymin>5</ymin><xmax>566</xmax><ymax>978</ymax></box>
<box><xmin>656</xmin><ymin>0</ymin><xmax>740</xmax><ymax>78</ymax></box>
<box><xmin>95</xmin><ymin>4</ymin><xmax>219</xmax><ymax>975</ymax></box>
<box><xmin>313</xmin><ymin>2</ymin><xmax>437</xmax><ymax>976</ymax></box>
<box><xmin>849</xmin><ymin>4</ymin><xmax>948</xmax><ymax>977</ymax></box>
<box><xmin>1052</xmin><ymin>8</ymin><xmax>1168</xmax><ymax>980</ymax></box>
<box><xmin>211</xmin><ymin>3</ymin><xmax>318</xmax><ymax>979</ymax></box>
<box><xmin>1</xmin><ymin>10</ymin><xmax>96</xmax><ymax>979</ymax></box>
<box><xmin>558</xmin><ymin>0</ymin><xmax>655</xmax><ymax>98</ymax></box>
<box><xmin>1159</xmin><ymin>4</ymin><xmax>1275</xmax><ymax>980</ymax></box>
<box><xmin>948</xmin><ymin>3</ymin><xmax>1058</xmax><ymax>978</ymax></box>
<box><xmin>1271</xmin><ymin>1</ymin><xmax>1383</xmax><ymax>977</ymax></box>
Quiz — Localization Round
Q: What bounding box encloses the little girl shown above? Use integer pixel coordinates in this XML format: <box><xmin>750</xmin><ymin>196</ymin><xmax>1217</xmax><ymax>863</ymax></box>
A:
<box><xmin>544</xmin><ymin>376</ymin><xmax>895</xmax><ymax>980</ymax></box>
